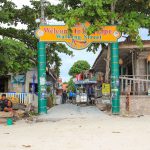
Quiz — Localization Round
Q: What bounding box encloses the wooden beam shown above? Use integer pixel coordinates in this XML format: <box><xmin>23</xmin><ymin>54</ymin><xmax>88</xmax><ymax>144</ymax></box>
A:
<box><xmin>119</xmin><ymin>41</ymin><xmax>150</xmax><ymax>50</ymax></box>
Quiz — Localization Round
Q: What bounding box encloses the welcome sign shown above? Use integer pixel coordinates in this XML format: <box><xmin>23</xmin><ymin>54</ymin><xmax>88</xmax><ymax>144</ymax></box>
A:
<box><xmin>35</xmin><ymin>22</ymin><xmax>121</xmax><ymax>50</ymax></box>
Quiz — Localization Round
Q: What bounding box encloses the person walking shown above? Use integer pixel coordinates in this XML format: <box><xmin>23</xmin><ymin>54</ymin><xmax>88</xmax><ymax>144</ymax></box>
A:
<box><xmin>69</xmin><ymin>91</ymin><xmax>73</xmax><ymax>103</ymax></box>
<box><xmin>62</xmin><ymin>91</ymin><xmax>68</xmax><ymax>104</ymax></box>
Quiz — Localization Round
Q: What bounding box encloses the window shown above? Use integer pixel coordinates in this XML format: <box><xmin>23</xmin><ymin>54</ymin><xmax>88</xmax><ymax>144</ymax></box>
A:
<box><xmin>29</xmin><ymin>83</ymin><xmax>38</xmax><ymax>93</ymax></box>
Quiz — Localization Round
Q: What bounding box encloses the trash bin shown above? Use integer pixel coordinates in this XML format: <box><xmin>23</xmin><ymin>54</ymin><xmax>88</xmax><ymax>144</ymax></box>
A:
<box><xmin>7</xmin><ymin>118</ymin><xmax>13</xmax><ymax>126</ymax></box>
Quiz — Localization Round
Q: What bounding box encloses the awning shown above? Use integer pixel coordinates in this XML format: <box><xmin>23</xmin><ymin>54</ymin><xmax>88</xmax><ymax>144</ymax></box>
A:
<box><xmin>75</xmin><ymin>80</ymin><xmax>97</xmax><ymax>85</ymax></box>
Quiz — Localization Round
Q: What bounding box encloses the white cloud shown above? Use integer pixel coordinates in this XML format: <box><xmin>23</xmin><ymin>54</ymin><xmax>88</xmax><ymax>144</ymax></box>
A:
<box><xmin>11</xmin><ymin>0</ymin><xmax>60</xmax><ymax>8</ymax></box>
<box><xmin>11</xmin><ymin>0</ymin><xmax>31</xmax><ymax>8</ymax></box>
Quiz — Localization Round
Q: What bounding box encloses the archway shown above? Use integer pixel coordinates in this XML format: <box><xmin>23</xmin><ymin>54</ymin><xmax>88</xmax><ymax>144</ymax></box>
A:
<box><xmin>35</xmin><ymin>22</ymin><xmax>121</xmax><ymax>115</ymax></box>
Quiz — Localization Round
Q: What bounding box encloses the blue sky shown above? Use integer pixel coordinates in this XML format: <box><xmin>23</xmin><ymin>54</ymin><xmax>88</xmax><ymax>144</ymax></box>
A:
<box><xmin>59</xmin><ymin>48</ymin><xmax>100</xmax><ymax>82</ymax></box>
<box><xmin>9</xmin><ymin>0</ymin><xmax>150</xmax><ymax>81</ymax></box>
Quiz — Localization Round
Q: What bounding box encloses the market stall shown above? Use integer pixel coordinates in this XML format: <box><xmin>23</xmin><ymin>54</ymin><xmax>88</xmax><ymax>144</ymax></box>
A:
<box><xmin>74</xmin><ymin>80</ymin><xmax>97</xmax><ymax>105</ymax></box>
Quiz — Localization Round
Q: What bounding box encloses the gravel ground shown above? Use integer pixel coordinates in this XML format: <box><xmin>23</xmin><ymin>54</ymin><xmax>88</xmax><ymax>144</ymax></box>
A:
<box><xmin>0</xmin><ymin>104</ymin><xmax>150</xmax><ymax>150</ymax></box>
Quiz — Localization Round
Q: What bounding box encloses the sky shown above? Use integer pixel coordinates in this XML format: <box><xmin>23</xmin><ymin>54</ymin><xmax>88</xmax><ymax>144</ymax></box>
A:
<box><xmin>9</xmin><ymin>0</ymin><xmax>150</xmax><ymax>81</ymax></box>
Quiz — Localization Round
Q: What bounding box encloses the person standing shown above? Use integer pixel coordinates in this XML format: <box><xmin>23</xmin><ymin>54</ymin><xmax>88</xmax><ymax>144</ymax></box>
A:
<box><xmin>87</xmin><ymin>85</ymin><xmax>94</xmax><ymax>104</ymax></box>
<box><xmin>69</xmin><ymin>91</ymin><xmax>73</xmax><ymax>102</ymax></box>
<box><xmin>62</xmin><ymin>91</ymin><xmax>68</xmax><ymax>104</ymax></box>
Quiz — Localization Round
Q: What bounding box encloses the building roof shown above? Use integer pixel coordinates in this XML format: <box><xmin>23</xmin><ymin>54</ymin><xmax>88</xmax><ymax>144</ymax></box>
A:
<box><xmin>46</xmin><ymin>68</ymin><xmax>57</xmax><ymax>81</ymax></box>
<box><xmin>92</xmin><ymin>40</ymin><xmax>150</xmax><ymax>73</ymax></box>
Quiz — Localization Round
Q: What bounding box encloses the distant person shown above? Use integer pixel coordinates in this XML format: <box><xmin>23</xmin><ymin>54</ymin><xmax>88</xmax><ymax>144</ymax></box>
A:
<box><xmin>72</xmin><ymin>92</ymin><xmax>76</xmax><ymax>103</ymax></box>
<box><xmin>72</xmin><ymin>92</ymin><xmax>76</xmax><ymax>99</ymax></box>
<box><xmin>4</xmin><ymin>100</ymin><xmax>13</xmax><ymax>112</ymax></box>
<box><xmin>87</xmin><ymin>85</ymin><xmax>94</xmax><ymax>104</ymax></box>
<box><xmin>62</xmin><ymin>91</ymin><xmax>68</xmax><ymax>104</ymax></box>
<box><xmin>0</xmin><ymin>94</ymin><xmax>13</xmax><ymax>112</ymax></box>
<box><xmin>69</xmin><ymin>91</ymin><xmax>73</xmax><ymax>101</ymax></box>
<box><xmin>76</xmin><ymin>89</ymin><xmax>80</xmax><ymax>95</ymax></box>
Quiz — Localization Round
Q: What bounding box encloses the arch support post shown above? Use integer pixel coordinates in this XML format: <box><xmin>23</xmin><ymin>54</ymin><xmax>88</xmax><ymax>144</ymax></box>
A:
<box><xmin>111</xmin><ymin>42</ymin><xmax>120</xmax><ymax>114</ymax></box>
<box><xmin>38</xmin><ymin>42</ymin><xmax>47</xmax><ymax>114</ymax></box>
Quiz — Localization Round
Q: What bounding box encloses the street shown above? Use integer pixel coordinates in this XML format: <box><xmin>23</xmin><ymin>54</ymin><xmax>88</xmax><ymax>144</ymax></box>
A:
<box><xmin>0</xmin><ymin>104</ymin><xmax>150</xmax><ymax>150</ymax></box>
<box><xmin>1</xmin><ymin>0</ymin><xmax>150</xmax><ymax>150</ymax></box>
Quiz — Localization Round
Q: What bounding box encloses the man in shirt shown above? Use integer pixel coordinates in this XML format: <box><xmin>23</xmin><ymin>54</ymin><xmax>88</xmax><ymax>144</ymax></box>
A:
<box><xmin>69</xmin><ymin>91</ymin><xmax>73</xmax><ymax>101</ymax></box>
<box><xmin>87</xmin><ymin>85</ymin><xmax>94</xmax><ymax>104</ymax></box>
<box><xmin>0</xmin><ymin>94</ymin><xmax>12</xmax><ymax>112</ymax></box>
<box><xmin>62</xmin><ymin>91</ymin><xmax>68</xmax><ymax>104</ymax></box>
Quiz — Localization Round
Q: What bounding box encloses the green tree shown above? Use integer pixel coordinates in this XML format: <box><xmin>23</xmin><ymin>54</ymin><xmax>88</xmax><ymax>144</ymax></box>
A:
<box><xmin>0</xmin><ymin>38</ymin><xmax>36</xmax><ymax>75</ymax></box>
<box><xmin>67</xmin><ymin>78</ymin><xmax>76</xmax><ymax>92</ymax></box>
<box><xmin>69</xmin><ymin>60</ymin><xmax>90</xmax><ymax>77</ymax></box>
<box><xmin>59</xmin><ymin>0</ymin><xmax>150</xmax><ymax>46</ymax></box>
<box><xmin>58</xmin><ymin>0</ymin><xmax>150</xmax><ymax>82</ymax></box>
<box><xmin>0</xmin><ymin>0</ymin><xmax>73</xmax><ymax>76</ymax></box>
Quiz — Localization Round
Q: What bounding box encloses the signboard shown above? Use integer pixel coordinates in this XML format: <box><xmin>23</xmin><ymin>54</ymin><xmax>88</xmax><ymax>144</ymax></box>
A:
<box><xmin>35</xmin><ymin>22</ymin><xmax>121</xmax><ymax>50</ymax></box>
<box><xmin>102</xmin><ymin>83</ymin><xmax>110</xmax><ymax>95</ymax></box>
<box><xmin>40</xmin><ymin>77</ymin><xmax>46</xmax><ymax>86</ymax></box>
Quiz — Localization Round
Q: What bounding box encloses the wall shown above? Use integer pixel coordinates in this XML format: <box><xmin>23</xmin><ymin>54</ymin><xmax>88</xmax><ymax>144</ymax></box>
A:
<box><xmin>25</xmin><ymin>68</ymin><xmax>56</xmax><ymax>94</ymax></box>
<box><xmin>6</xmin><ymin>68</ymin><xmax>56</xmax><ymax>94</ymax></box>
<box><xmin>7</xmin><ymin>76</ymin><xmax>24</xmax><ymax>93</ymax></box>
<box><xmin>11</xmin><ymin>84</ymin><xmax>24</xmax><ymax>93</ymax></box>
<box><xmin>135</xmin><ymin>57</ymin><xmax>147</xmax><ymax>76</ymax></box>
<box><xmin>25</xmin><ymin>68</ymin><xmax>38</xmax><ymax>93</ymax></box>
<box><xmin>121</xmin><ymin>96</ymin><xmax>150</xmax><ymax>115</ymax></box>
<box><xmin>46</xmin><ymin>73</ymin><xmax>56</xmax><ymax>95</ymax></box>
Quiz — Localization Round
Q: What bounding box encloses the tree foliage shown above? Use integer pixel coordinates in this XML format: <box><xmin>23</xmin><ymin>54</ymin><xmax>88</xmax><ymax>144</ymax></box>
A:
<box><xmin>58</xmin><ymin>0</ymin><xmax>150</xmax><ymax>48</ymax></box>
<box><xmin>0</xmin><ymin>38</ymin><xmax>36</xmax><ymax>75</ymax></box>
<box><xmin>67</xmin><ymin>78</ymin><xmax>76</xmax><ymax>92</ymax></box>
<box><xmin>1</xmin><ymin>0</ymin><xmax>149</xmax><ymax>76</ymax></box>
<box><xmin>0</xmin><ymin>0</ymin><xmax>73</xmax><ymax>76</ymax></box>
<box><xmin>69</xmin><ymin>60</ymin><xmax>90</xmax><ymax>77</ymax></box>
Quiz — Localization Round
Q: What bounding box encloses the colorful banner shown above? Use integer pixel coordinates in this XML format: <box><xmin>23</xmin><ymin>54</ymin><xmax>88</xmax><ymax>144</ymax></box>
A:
<box><xmin>35</xmin><ymin>22</ymin><xmax>121</xmax><ymax>50</ymax></box>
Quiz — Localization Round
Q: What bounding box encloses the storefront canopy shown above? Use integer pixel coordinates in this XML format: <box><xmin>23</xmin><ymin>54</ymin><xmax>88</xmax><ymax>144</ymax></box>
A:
<box><xmin>75</xmin><ymin>80</ymin><xmax>97</xmax><ymax>85</ymax></box>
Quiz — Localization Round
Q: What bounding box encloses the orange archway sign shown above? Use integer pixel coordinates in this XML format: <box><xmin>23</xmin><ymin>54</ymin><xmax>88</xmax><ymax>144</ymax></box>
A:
<box><xmin>35</xmin><ymin>22</ymin><xmax>121</xmax><ymax>50</ymax></box>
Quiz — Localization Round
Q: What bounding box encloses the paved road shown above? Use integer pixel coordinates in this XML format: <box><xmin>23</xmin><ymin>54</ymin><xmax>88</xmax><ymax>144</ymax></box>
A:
<box><xmin>38</xmin><ymin>104</ymin><xmax>107</xmax><ymax>120</ymax></box>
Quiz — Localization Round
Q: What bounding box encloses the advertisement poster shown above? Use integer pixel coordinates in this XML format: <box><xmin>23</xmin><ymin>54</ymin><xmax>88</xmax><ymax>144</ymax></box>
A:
<box><xmin>102</xmin><ymin>83</ymin><xmax>110</xmax><ymax>95</ymax></box>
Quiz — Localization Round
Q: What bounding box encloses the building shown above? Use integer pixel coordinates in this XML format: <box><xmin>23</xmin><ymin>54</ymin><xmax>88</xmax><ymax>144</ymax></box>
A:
<box><xmin>92</xmin><ymin>40</ymin><xmax>150</xmax><ymax>95</ymax></box>
<box><xmin>0</xmin><ymin>67</ymin><xmax>58</xmax><ymax>106</ymax></box>
<box><xmin>0</xmin><ymin>67</ymin><xmax>57</xmax><ymax>94</ymax></box>
<box><xmin>62</xmin><ymin>84</ymin><xmax>68</xmax><ymax>91</ymax></box>
<box><xmin>92</xmin><ymin>40</ymin><xmax>150</xmax><ymax>114</ymax></box>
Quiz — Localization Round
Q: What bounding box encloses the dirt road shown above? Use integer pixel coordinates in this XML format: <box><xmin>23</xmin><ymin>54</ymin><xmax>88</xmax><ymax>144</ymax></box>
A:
<box><xmin>0</xmin><ymin>104</ymin><xmax>150</xmax><ymax>150</ymax></box>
